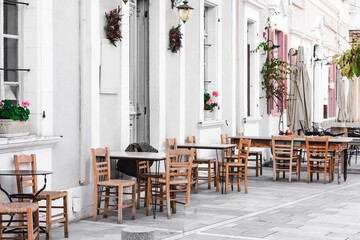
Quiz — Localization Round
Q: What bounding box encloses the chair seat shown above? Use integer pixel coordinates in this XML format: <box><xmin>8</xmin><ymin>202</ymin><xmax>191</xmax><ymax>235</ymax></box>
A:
<box><xmin>192</xmin><ymin>163</ymin><xmax>199</xmax><ymax>168</ymax></box>
<box><xmin>0</xmin><ymin>202</ymin><xmax>38</xmax><ymax>214</ymax></box>
<box><xmin>157</xmin><ymin>177</ymin><xmax>189</xmax><ymax>185</ymax></box>
<box><xmin>194</xmin><ymin>158</ymin><xmax>216</xmax><ymax>164</ymax></box>
<box><xmin>98</xmin><ymin>179</ymin><xmax>136</xmax><ymax>187</ymax></box>
<box><xmin>36</xmin><ymin>191</ymin><xmax>67</xmax><ymax>200</ymax></box>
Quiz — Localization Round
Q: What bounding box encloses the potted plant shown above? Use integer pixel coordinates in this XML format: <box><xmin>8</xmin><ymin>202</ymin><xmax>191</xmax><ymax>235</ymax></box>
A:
<box><xmin>204</xmin><ymin>91</ymin><xmax>219</xmax><ymax>120</ymax></box>
<box><xmin>0</xmin><ymin>100</ymin><xmax>30</xmax><ymax>137</ymax></box>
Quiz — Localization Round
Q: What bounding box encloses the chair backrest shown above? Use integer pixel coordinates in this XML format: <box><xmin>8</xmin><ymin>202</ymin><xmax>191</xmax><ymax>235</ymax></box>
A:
<box><xmin>91</xmin><ymin>147</ymin><xmax>111</xmax><ymax>185</ymax></box>
<box><xmin>305</xmin><ymin>136</ymin><xmax>329</xmax><ymax>163</ymax></box>
<box><xmin>186</xmin><ymin>136</ymin><xmax>199</xmax><ymax>159</ymax></box>
<box><xmin>135</xmin><ymin>146</ymin><xmax>150</xmax><ymax>178</ymax></box>
<box><xmin>14</xmin><ymin>154</ymin><xmax>38</xmax><ymax>194</ymax></box>
<box><xmin>165</xmin><ymin>148</ymin><xmax>194</xmax><ymax>183</ymax></box>
<box><xmin>237</xmin><ymin>139</ymin><xmax>251</xmax><ymax>165</ymax></box>
<box><xmin>238</xmin><ymin>132</ymin><xmax>244</xmax><ymax>136</ymax></box>
<box><xmin>272</xmin><ymin>135</ymin><xmax>295</xmax><ymax>163</ymax></box>
<box><xmin>220</xmin><ymin>134</ymin><xmax>231</xmax><ymax>158</ymax></box>
<box><xmin>166</xmin><ymin>138</ymin><xmax>178</xmax><ymax>161</ymax></box>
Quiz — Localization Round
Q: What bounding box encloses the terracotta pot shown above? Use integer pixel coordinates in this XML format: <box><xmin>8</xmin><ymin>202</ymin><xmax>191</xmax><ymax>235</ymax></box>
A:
<box><xmin>204</xmin><ymin>110</ymin><xmax>213</xmax><ymax>121</ymax></box>
<box><xmin>0</xmin><ymin>119</ymin><xmax>30</xmax><ymax>137</ymax></box>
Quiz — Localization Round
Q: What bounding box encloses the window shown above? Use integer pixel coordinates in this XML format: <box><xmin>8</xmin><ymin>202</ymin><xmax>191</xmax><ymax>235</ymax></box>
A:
<box><xmin>1</xmin><ymin>1</ymin><xmax>23</xmax><ymax>104</ymax></box>
<box><xmin>203</xmin><ymin>3</ymin><xmax>219</xmax><ymax>120</ymax></box>
<box><xmin>267</xmin><ymin>28</ymin><xmax>288</xmax><ymax>115</ymax></box>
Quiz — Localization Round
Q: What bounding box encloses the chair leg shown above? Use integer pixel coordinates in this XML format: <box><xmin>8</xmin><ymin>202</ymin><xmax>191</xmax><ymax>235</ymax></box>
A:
<box><xmin>256</xmin><ymin>154</ymin><xmax>259</xmax><ymax>177</ymax></box>
<box><xmin>27</xmin><ymin>208</ymin><xmax>34</xmax><ymax>240</ymax></box>
<box><xmin>136</xmin><ymin>180</ymin><xmax>141</xmax><ymax>209</ymax></box>
<box><xmin>213</xmin><ymin>161</ymin><xmax>217</xmax><ymax>187</ymax></box>
<box><xmin>35</xmin><ymin>208</ymin><xmax>40</xmax><ymax>240</ymax></box>
<box><xmin>132</xmin><ymin>184</ymin><xmax>136</xmax><ymax>220</ymax></box>
<box><xmin>225</xmin><ymin>165</ymin><xmax>229</xmax><ymax>194</ymax></box>
<box><xmin>273</xmin><ymin>158</ymin><xmax>277</xmax><ymax>181</ymax></box>
<box><xmin>237</xmin><ymin>167</ymin><xmax>241</xmax><ymax>192</ymax></box>
<box><xmin>244</xmin><ymin>167</ymin><xmax>248</xmax><ymax>194</ymax></box>
<box><xmin>166</xmin><ymin>184</ymin><xmax>171</xmax><ymax>219</ymax></box>
<box><xmin>195</xmin><ymin>166</ymin><xmax>199</xmax><ymax>193</ymax></box>
<box><xmin>160</xmin><ymin>184</ymin><xmax>164</xmax><ymax>212</ymax></box>
<box><xmin>93</xmin><ymin>186</ymin><xmax>98</xmax><ymax>220</ymax></box>
<box><xmin>216</xmin><ymin>163</ymin><xmax>220</xmax><ymax>192</ymax></box>
<box><xmin>117</xmin><ymin>186</ymin><xmax>123</xmax><ymax>224</ymax></box>
<box><xmin>260</xmin><ymin>153</ymin><xmax>263</xmax><ymax>175</ymax></box>
<box><xmin>46</xmin><ymin>195</ymin><xmax>52</xmax><ymax>240</ymax></box>
<box><xmin>103</xmin><ymin>187</ymin><xmax>110</xmax><ymax>218</ymax></box>
<box><xmin>171</xmin><ymin>186</ymin><xmax>176</xmax><ymax>214</ymax></box>
<box><xmin>146</xmin><ymin>178</ymin><xmax>152</xmax><ymax>216</ymax></box>
<box><xmin>64</xmin><ymin>193</ymin><xmax>69</xmax><ymax>238</ymax></box>
<box><xmin>0</xmin><ymin>214</ymin><xmax>2</xmax><ymax>239</ymax></box>
<box><xmin>208</xmin><ymin>162</ymin><xmax>211</xmax><ymax>189</ymax></box>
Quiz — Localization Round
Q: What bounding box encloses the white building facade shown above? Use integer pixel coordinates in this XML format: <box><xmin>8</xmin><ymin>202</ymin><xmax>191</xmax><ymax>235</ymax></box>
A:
<box><xmin>0</xmin><ymin>0</ymin><xmax>351</xmax><ymax>221</ymax></box>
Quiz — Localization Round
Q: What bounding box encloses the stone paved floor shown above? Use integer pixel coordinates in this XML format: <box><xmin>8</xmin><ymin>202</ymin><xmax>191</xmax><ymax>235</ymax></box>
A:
<box><xmin>50</xmin><ymin>163</ymin><xmax>360</xmax><ymax>240</ymax></box>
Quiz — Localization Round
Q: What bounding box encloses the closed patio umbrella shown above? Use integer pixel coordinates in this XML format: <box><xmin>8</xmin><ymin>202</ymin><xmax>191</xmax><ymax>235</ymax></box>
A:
<box><xmin>347</xmin><ymin>77</ymin><xmax>356</xmax><ymax>122</ymax></box>
<box><xmin>288</xmin><ymin>46</ymin><xmax>312</xmax><ymax>133</ymax></box>
<box><xmin>337</xmin><ymin>74</ymin><xmax>347</xmax><ymax>122</ymax></box>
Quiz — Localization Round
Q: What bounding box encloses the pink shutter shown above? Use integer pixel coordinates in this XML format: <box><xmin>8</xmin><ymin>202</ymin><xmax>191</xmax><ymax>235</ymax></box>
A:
<box><xmin>267</xmin><ymin>28</ymin><xmax>276</xmax><ymax>114</ymax></box>
<box><xmin>283</xmin><ymin>34</ymin><xmax>288</xmax><ymax>112</ymax></box>
<box><xmin>329</xmin><ymin>63</ymin><xmax>337</xmax><ymax>117</ymax></box>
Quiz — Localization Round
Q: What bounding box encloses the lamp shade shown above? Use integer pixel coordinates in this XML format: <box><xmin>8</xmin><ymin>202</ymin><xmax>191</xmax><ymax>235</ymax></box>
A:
<box><xmin>177</xmin><ymin>1</ymin><xmax>193</xmax><ymax>23</ymax></box>
<box><xmin>123</xmin><ymin>0</ymin><xmax>128</xmax><ymax>4</ymax></box>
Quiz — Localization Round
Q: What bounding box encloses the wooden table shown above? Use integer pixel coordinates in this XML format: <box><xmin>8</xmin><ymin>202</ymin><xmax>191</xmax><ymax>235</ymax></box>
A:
<box><xmin>230</xmin><ymin>136</ymin><xmax>353</xmax><ymax>184</ymax></box>
<box><xmin>109</xmin><ymin>151</ymin><xmax>167</xmax><ymax>218</ymax></box>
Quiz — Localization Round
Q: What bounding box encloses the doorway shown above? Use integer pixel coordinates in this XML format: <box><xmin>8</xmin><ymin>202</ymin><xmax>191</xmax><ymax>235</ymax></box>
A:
<box><xmin>129</xmin><ymin>0</ymin><xmax>150</xmax><ymax>143</ymax></box>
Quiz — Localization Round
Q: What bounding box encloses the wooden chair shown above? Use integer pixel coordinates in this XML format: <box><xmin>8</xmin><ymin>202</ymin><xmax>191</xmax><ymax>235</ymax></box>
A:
<box><xmin>134</xmin><ymin>146</ymin><xmax>149</xmax><ymax>210</ymax></box>
<box><xmin>221</xmin><ymin>139</ymin><xmax>251</xmax><ymax>194</ymax></box>
<box><xmin>0</xmin><ymin>193</ymin><xmax>40</xmax><ymax>240</ymax></box>
<box><xmin>166</xmin><ymin>138</ymin><xmax>198</xmax><ymax>193</ymax></box>
<box><xmin>238</xmin><ymin>132</ymin><xmax>263</xmax><ymax>176</ymax></box>
<box><xmin>271</xmin><ymin>136</ymin><xmax>301</xmax><ymax>182</ymax></box>
<box><xmin>186</xmin><ymin>136</ymin><xmax>216</xmax><ymax>189</ymax></box>
<box><xmin>14</xmin><ymin>154</ymin><xmax>68</xmax><ymax>239</ymax></box>
<box><xmin>153</xmin><ymin>148</ymin><xmax>194</xmax><ymax>219</ymax></box>
<box><xmin>305</xmin><ymin>137</ymin><xmax>335</xmax><ymax>184</ymax></box>
<box><xmin>217</xmin><ymin>134</ymin><xmax>233</xmax><ymax>192</ymax></box>
<box><xmin>91</xmin><ymin>148</ymin><xmax>136</xmax><ymax>224</ymax></box>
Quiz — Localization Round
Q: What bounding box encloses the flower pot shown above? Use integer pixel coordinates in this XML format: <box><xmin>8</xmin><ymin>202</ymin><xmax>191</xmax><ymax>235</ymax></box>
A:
<box><xmin>204</xmin><ymin>110</ymin><xmax>213</xmax><ymax>121</ymax></box>
<box><xmin>0</xmin><ymin>119</ymin><xmax>30</xmax><ymax>137</ymax></box>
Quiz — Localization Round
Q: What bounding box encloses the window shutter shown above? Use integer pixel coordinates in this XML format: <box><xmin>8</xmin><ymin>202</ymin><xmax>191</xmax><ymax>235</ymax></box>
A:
<box><xmin>267</xmin><ymin>28</ymin><xmax>276</xmax><ymax>114</ymax></box>
<box><xmin>283</xmin><ymin>33</ymin><xmax>289</xmax><ymax>112</ymax></box>
<box><xmin>329</xmin><ymin>63</ymin><xmax>337</xmax><ymax>117</ymax></box>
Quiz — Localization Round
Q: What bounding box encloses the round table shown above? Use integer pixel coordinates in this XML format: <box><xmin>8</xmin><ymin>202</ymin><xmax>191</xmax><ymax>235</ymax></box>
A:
<box><xmin>0</xmin><ymin>170</ymin><xmax>52</xmax><ymax>202</ymax></box>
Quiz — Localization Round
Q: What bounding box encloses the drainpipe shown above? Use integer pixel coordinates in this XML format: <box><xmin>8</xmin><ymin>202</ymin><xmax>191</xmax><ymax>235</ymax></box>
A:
<box><xmin>79</xmin><ymin>0</ymin><xmax>88</xmax><ymax>185</ymax></box>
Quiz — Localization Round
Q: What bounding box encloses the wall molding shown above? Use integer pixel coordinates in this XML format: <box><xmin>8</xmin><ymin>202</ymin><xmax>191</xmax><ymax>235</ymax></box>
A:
<box><xmin>0</xmin><ymin>136</ymin><xmax>61</xmax><ymax>154</ymax></box>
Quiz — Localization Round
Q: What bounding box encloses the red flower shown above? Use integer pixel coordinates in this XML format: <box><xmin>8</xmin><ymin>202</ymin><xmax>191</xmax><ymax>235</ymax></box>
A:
<box><xmin>286</xmin><ymin>130</ymin><xmax>289</xmax><ymax>132</ymax></box>
<box><xmin>263</xmin><ymin>32</ymin><xmax>266</xmax><ymax>38</ymax></box>
<box><xmin>287</xmin><ymin>132</ymin><xmax>290</xmax><ymax>135</ymax></box>
<box><xmin>280</xmin><ymin>131</ymin><xmax>283</xmax><ymax>133</ymax></box>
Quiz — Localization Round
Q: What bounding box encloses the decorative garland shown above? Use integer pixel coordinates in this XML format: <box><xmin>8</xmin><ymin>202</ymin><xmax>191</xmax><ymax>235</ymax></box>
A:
<box><xmin>104</xmin><ymin>6</ymin><xmax>123</xmax><ymax>47</ymax></box>
<box><xmin>168</xmin><ymin>25</ymin><xmax>183</xmax><ymax>53</ymax></box>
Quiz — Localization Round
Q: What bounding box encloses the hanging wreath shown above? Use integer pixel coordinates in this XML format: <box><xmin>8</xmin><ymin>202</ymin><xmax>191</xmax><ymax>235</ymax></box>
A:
<box><xmin>168</xmin><ymin>25</ymin><xmax>183</xmax><ymax>53</ymax></box>
<box><xmin>104</xmin><ymin>6</ymin><xmax>123</xmax><ymax>47</ymax></box>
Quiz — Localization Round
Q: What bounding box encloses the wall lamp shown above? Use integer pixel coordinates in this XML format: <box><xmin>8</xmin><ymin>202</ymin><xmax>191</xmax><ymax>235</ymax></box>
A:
<box><xmin>267</xmin><ymin>40</ymin><xmax>280</xmax><ymax>50</ymax></box>
<box><xmin>171</xmin><ymin>0</ymin><xmax>194</xmax><ymax>23</ymax></box>
<box><xmin>122</xmin><ymin>0</ymin><xmax>128</xmax><ymax>4</ymax></box>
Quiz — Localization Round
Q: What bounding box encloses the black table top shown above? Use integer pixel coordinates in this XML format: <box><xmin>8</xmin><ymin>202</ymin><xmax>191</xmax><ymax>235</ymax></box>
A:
<box><xmin>0</xmin><ymin>170</ymin><xmax>52</xmax><ymax>176</ymax></box>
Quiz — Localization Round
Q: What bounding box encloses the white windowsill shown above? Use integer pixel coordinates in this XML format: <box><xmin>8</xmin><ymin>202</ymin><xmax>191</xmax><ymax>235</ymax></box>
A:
<box><xmin>243</xmin><ymin>116</ymin><xmax>262</xmax><ymax>123</ymax></box>
<box><xmin>0</xmin><ymin>135</ymin><xmax>61</xmax><ymax>154</ymax></box>
<box><xmin>198</xmin><ymin>120</ymin><xmax>225</xmax><ymax>128</ymax></box>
